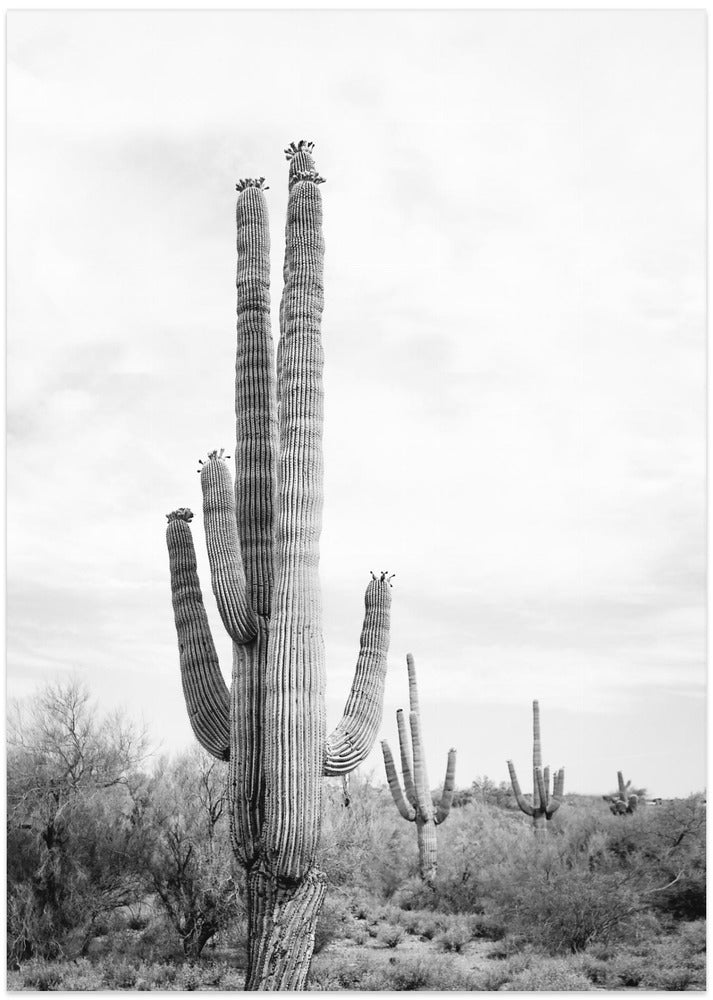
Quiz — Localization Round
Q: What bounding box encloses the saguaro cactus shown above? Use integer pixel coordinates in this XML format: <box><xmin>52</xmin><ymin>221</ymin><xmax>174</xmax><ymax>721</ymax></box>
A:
<box><xmin>165</xmin><ymin>142</ymin><xmax>394</xmax><ymax>990</ymax></box>
<box><xmin>603</xmin><ymin>771</ymin><xmax>639</xmax><ymax>815</ymax></box>
<box><xmin>381</xmin><ymin>654</ymin><xmax>456</xmax><ymax>885</ymax></box>
<box><xmin>507</xmin><ymin>700</ymin><xmax>564</xmax><ymax>835</ymax></box>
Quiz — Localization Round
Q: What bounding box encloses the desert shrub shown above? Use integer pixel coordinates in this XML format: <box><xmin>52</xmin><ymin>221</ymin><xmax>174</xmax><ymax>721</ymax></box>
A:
<box><xmin>313</xmin><ymin>895</ymin><xmax>354</xmax><ymax>954</ymax></box>
<box><xmin>177</xmin><ymin>964</ymin><xmax>202</xmax><ymax>991</ymax></box>
<box><xmin>361</xmin><ymin>954</ymin><xmax>477</xmax><ymax>991</ymax></box>
<box><xmin>414</xmin><ymin>913</ymin><xmax>445</xmax><ymax>939</ymax></box>
<box><xmin>102</xmin><ymin>957</ymin><xmax>139</xmax><ymax>989</ymax></box>
<box><xmin>502</xmin><ymin>955</ymin><xmax>592</xmax><ymax>991</ymax></box>
<box><xmin>607</xmin><ymin>953</ymin><xmax>648</xmax><ymax>987</ymax></box>
<box><xmin>469</xmin><ymin>912</ymin><xmax>507</xmax><ymax>940</ymax></box>
<box><xmin>151</xmin><ymin>962</ymin><xmax>178</xmax><ymax>987</ymax></box>
<box><xmin>307</xmin><ymin>953</ymin><xmax>372</xmax><ymax>990</ymax></box>
<box><xmin>645</xmin><ymin>965</ymin><xmax>702</xmax><ymax>991</ymax></box>
<box><xmin>391</xmin><ymin>875</ymin><xmax>440</xmax><ymax>912</ymax></box>
<box><xmin>376</xmin><ymin>923</ymin><xmax>404</xmax><ymax>948</ymax></box>
<box><xmin>578</xmin><ymin>953</ymin><xmax>609</xmax><ymax>986</ymax></box>
<box><xmin>52</xmin><ymin>957</ymin><xmax>103</xmax><ymax>990</ymax></box>
<box><xmin>435</xmin><ymin>917</ymin><xmax>472</xmax><ymax>952</ymax></box>
<box><xmin>20</xmin><ymin>962</ymin><xmax>64</xmax><ymax>991</ymax></box>
<box><xmin>471</xmin><ymin>951</ymin><xmax>533</xmax><ymax>990</ymax></box>
<box><xmin>481</xmin><ymin>828</ymin><xmax>644</xmax><ymax>954</ymax></box>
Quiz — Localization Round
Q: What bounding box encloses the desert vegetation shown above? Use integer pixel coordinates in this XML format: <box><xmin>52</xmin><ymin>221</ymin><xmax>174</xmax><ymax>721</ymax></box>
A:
<box><xmin>7</xmin><ymin>678</ymin><xmax>706</xmax><ymax>991</ymax></box>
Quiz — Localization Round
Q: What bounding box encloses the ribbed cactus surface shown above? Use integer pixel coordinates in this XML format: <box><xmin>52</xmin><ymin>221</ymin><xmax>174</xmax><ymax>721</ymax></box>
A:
<box><xmin>165</xmin><ymin>142</ymin><xmax>393</xmax><ymax>990</ymax></box>
<box><xmin>507</xmin><ymin>700</ymin><xmax>564</xmax><ymax>834</ymax></box>
<box><xmin>381</xmin><ymin>654</ymin><xmax>456</xmax><ymax>885</ymax></box>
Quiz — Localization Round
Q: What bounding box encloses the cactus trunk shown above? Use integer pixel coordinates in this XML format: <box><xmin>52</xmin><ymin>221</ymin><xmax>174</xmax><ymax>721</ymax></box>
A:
<box><xmin>166</xmin><ymin>144</ymin><xmax>394</xmax><ymax>989</ymax></box>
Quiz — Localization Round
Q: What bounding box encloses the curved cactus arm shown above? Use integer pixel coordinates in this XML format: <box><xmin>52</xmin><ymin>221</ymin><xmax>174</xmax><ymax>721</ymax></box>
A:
<box><xmin>382</xmin><ymin>740</ymin><xmax>416</xmax><ymax>821</ymax></box>
<box><xmin>535</xmin><ymin>766</ymin><xmax>548</xmax><ymax>811</ymax></box>
<box><xmin>235</xmin><ymin>180</ymin><xmax>278</xmax><ymax>619</ymax></box>
<box><xmin>507</xmin><ymin>760</ymin><xmax>535</xmax><ymax>816</ymax></box>
<box><xmin>434</xmin><ymin>748</ymin><xmax>457</xmax><ymax>825</ymax></box>
<box><xmin>199</xmin><ymin>451</ymin><xmax>257</xmax><ymax>643</ymax></box>
<box><xmin>324</xmin><ymin>572</ymin><xmax>394</xmax><ymax>776</ymax></box>
<box><xmin>166</xmin><ymin>510</ymin><xmax>230</xmax><ymax>760</ymax></box>
<box><xmin>409</xmin><ymin>710</ymin><xmax>433</xmax><ymax>820</ymax></box>
<box><xmin>397</xmin><ymin>708</ymin><xmax>418</xmax><ymax>807</ymax></box>
<box><xmin>543</xmin><ymin>765</ymin><xmax>551</xmax><ymax>805</ymax></box>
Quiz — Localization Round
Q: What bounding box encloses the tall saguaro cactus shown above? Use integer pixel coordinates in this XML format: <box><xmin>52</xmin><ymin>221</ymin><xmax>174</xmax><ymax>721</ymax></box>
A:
<box><xmin>381</xmin><ymin>654</ymin><xmax>456</xmax><ymax>885</ymax></box>
<box><xmin>507</xmin><ymin>700</ymin><xmax>564</xmax><ymax>835</ymax></box>
<box><xmin>603</xmin><ymin>771</ymin><xmax>639</xmax><ymax>815</ymax></box>
<box><xmin>165</xmin><ymin>141</ymin><xmax>394</xmax><ymax>990</ymax></box>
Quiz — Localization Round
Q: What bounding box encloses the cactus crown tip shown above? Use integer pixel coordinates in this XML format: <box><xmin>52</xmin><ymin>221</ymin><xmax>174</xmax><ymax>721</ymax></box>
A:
<box><xmin>284</xmin><ymin>139</ymin><xmax>315</xmax><ymax>160</ymax></box>
<box><xmin>235</xmin><ymin>177</ymin><xmax>269</xmax><ymax>193</ymax></box>
<box><xmin>166</xmin><ymin>507</ymin><xmax>194</xmax><ymax>523</ymax></box>
<box><xmin>293</xmin><ymin>168</ymin><xmax>326</xmax><ymax>185</ymax></box>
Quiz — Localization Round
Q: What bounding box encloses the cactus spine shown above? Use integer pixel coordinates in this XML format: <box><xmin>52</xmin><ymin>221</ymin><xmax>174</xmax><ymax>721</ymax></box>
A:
<box><xmin>507</xmin><ymin>700</ymin><xmax>564</xmax><ymax>835</ymax></box>
<box><xmin>165</xmin><ymin>143</ymin><xmax>393</xmax><ymax>990</ymax></box>
<box><xmin>381</xmin><ymin>654</ymin><xmax>456</xmax><ymax>885</ymax></box>
<box><xmin>603</xmin><ymin>771</ymin><xmax>639</xmax><ymax>814</ymax></box>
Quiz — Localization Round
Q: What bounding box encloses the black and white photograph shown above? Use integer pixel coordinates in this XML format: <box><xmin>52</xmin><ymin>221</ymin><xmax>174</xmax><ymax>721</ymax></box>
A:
<box><xmin>7</xmin><ymin>8</ymin><xmax>706</xmax><ymax>991</ymax></box>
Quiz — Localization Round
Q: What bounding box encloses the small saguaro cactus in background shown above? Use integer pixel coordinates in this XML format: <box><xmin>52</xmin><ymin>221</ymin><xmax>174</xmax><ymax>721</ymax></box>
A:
<box><xmin>507</xmin><ymin>700</ymin><xmax>564</xmax><ymax>835</ymax></box>
<box><xmin>603</xmin><ymin>771</ymin><xmax>639</xmax><ymax>815</ymax></box>
<box><xmin>165</xmin><ymin>141</ymin><xmax>394</xmax><ymax>990</ymax></box>
<box><xmin>381</xmin><ymin>654</ymin><xmax>456</xmax><ymax>886</ymax></box>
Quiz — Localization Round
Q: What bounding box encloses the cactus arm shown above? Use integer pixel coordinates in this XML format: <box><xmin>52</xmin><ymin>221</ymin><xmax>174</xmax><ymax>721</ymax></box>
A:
<box><xmin>235</xmin><ymin>179</ymin><xmax>278</xmax><ymax>618</ymax></box>
<box><xmin>396</xmin><ymin>709</ymin><xmax>418</xmax><ymax>807</ymax></box>
<box><xmin>406</xmin><ymin>653</ymin><xmax>420</xmax><ymax>715</ymax></box>
<box><xmin>199</xmin><ymin>451</ymin><xmax>258</xmax><ymax>643</ymax></box>
<box><xmin>546</xmin><ymin>769</ymin><xmax>564</xmax><ymax>818</ymax></box>
<box><xmin>434</xmin><ymin>748</ymin><xmax>457</xmax><ymax>825</ymax></box>
<box><xmin>543</xmin><ymin>765</ymin><xmax>551</xmax><ymax>806</ymax></box>
<box><xmin>554</xmin><ymin>767</ymin><xmax>565</xmax><ymax>799</ymax></box>
<box><xmin>382</xmin><ymin>740</ymin><xmax>416</xmax><ymax>821</ymax></box>
<box><xmin>409</xmin><ymin>710</ymin><xmax>433</xmax><ymax>821</ymax></box>
<box><xmin>535</xmin><ymin>766</ymin><xmax>547</xmax><ymax>811</ymax></box>
<box><xmin>507</xmin><ymin>759</ymin><xmax>535</xmax><ymax>816</ymax></box>
<box><xmin>166</xmin><ymin>510</ymin><xmax>230</xmax><ymax>760</ymax></box>
<box><xmin>324</xmin><ymin>572</ymin><xmax>393</xmax><ymax>776</ymax></box>
<box><xmin>264</xmin><ymin>154</ymin><xmax>327</xmax><ymax>880</ymax></box>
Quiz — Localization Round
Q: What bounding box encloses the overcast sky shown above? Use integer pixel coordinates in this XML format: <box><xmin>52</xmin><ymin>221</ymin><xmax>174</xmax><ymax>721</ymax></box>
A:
<box><xmin>7</xmin><ymin>10</ymin><xmax>706</xmax><ymax>798</ymax></box>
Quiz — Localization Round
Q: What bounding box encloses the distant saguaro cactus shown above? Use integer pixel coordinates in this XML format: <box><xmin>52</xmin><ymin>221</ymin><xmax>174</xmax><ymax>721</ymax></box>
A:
<box><xmin>507</xmin><ymin>700</ymin><xmax>564</xmax><ymax>835</ymax></box>
<box><xmin>165</xmin><ymin>141</ymin><xmax>394</xmax><ymax>990</ymax></box>
<box><xmin>603</xmin><ymin>771</ymin><xmax>639</xmax><ymax>815</ymax></box>
<box><xmin>381</xmin><ymin>654</ymin><xmax>456</xmax><ymax>885</ymax></box>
